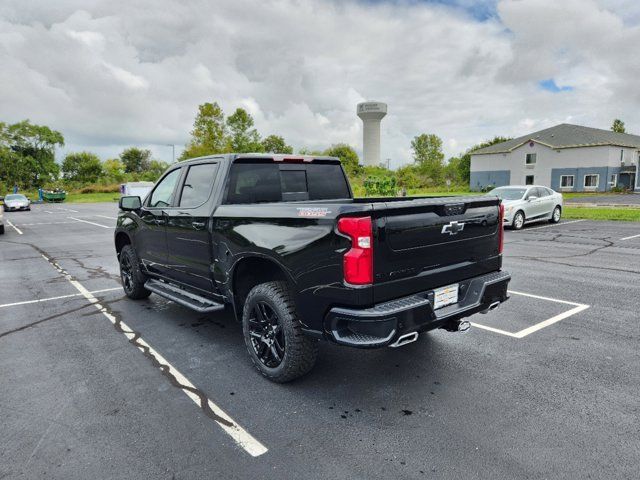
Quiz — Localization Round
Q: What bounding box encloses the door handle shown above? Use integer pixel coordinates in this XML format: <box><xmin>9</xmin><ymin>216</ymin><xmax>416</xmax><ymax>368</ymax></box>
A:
<box><xmin>192</xmin><ymin>221</ymin><xmax>206</xmax><ymax>230</ymax></box>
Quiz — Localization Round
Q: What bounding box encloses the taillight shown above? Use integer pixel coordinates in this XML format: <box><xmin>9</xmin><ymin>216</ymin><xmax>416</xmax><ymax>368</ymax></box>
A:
<box><xmin>337</xmin><ymin>216</ymin><xmax>373</xmax><ymax>285</ymax></box>
<box><xmin>498</xmin><ymin>203</ymin><xmax>505</xmax><ymax>254</ymax></box>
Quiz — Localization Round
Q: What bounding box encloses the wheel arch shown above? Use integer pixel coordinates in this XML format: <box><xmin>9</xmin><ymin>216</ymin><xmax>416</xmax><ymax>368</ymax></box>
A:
<box><xmin>230</xmin><ymin>255</ymin><xmax>295</xmax><ymax>321</ymax></box>
<box><xmin>115</xmin><ymin>231</ymin><xmax>132</xmax><ymax>258</ymax></box>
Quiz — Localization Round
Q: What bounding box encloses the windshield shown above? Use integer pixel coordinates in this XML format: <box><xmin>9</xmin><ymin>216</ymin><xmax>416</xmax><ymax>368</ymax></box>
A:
<box><xmin>5</xmin><ymin>194</ymin><xmax>27</xmax><ymax>201</ymax></box>
<box><xmin>487</xmin><ymin>188</ymin><xmax>527</xmax><ymax>201</ymax></box>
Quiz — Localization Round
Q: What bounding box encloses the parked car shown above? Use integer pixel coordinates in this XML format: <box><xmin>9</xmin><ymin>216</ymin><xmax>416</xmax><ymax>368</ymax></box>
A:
<box><xmin>487</xmin><ymin>185</ymin><xmax>563</xmax><ymax>230</ymax></box>
<box><xmin>0</xmin><ymin>204</ymin><xmax>4</xmax><ymax>234</ymax></box>
<box><xmin>115</xmin><ymin>154</ymin><xmax>511</xmax><ymax>382</ymax></box>
<box><xmin>3</xmin><ymin>194</ymin><xmax>31</xmax><ymax>211</ymax></box>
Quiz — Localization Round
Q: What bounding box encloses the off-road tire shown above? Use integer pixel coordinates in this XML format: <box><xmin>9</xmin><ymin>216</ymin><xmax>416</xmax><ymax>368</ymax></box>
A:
<box><xmin>119</xmin><ymin>244</ymin><xmax>151</xmax><ymax>300</ymax></box>
<box><xmin>512</xmin><ymin>210</ymin><xmax>525</xmax><ymax>230</ymax></box>
<box><xmin>0</xmin><ymin>224</ymin><xmax>4</xmax><ymax>235</ymax></box>
<box><xmin>242</xmin><ymin>281</ymin><xmax>318</xmax><ymax>383</ymax></box>
<box><xmin>549</xmin><ymin>206</ymin><xmax>561</xmax><ymax>223</ymax></box>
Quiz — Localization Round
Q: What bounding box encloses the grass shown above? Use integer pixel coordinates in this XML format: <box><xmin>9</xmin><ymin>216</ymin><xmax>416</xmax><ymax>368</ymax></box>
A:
<box><xmin>563</xmin><ymin>206</ymin><xmax>640</xmax><ymax>222</ymax></box>
<box><xmin>65</xmin><ymin>192</ymin><xmax>119</xmax><ymax>203</ymax></box>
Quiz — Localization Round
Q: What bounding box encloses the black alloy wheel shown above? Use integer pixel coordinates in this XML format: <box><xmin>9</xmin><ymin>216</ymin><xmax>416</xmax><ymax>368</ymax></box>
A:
<box><xmin>119</xmin><ymin>245</ymin><xmax>151</xmax><ymax>300</ymax></box>
<box><xmin>120</xmin><ymin>252</ymin><xmax>134</xmax><ymax>293</ymax></box>
<box><xmin>248</xmin><ymin>301</ymin><xmax>286</xmax><ymax>368</ymax></box>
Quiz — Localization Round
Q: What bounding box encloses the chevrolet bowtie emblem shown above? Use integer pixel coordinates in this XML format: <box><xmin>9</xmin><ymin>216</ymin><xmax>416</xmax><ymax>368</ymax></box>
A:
<box><xmin>441</xmin><ymin>221</ymin><xmax>465</xmax><ymax>235</ymax></box>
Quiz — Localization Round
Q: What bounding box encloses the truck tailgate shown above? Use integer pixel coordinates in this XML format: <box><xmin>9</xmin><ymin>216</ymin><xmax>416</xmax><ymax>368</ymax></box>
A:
<box><xmin>372</xmin><ymin>196</ymin><xmax>502</xmax><ymax>303</ymax></box>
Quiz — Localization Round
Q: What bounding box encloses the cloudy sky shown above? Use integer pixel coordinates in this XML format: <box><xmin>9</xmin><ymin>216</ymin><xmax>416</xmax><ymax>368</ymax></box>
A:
<box><xmin>1</xmin><ymin>0</ymin><xmax>639</xmax><ymax>167</ymax></box>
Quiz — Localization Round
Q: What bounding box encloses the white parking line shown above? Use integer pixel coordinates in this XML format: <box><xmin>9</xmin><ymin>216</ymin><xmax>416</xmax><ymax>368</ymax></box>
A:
<box><xmin>59</xmin><ymin>207</ymin><xmax>79</xmax><ymax>213</ymax></box>
<box><xmin>68</xmin><ymin>217</ymin><xmax>112</xmax><ymax>229</ymax></box>
<box><xmin>6</xmin><ymin>219</ymin><xmax>23</xmax><ymax>235</ymax></box>
<box><xmin>39</xmin><ymin>253</ymin><xmax>268</xmax><ymax>457</ymax></box>
<box><xmin>620</xmin><ymin>233</ymin><xmax>640</xmax><ymax>241</ymax></box>
<box><xmin>514</xmin><ymin>219</ymin><xmax>586</xmax><ymax>232</ymax></box>
<box><xmin>16</xmin><ymin>221</ymin><xmax>78</xmax><ymax>226</ymax></box>
<box><xmin>0</xmin><ymin>287</ymin><xmax>121</xmax><ymax>309</ymax></box>
<box><xmin>471</xmin><ymin>290</ymin><xmax>590</xmax><ymax>339</ymax></box>
<box><xmin>96</xmin><ymin>215</ymin><xmax>118</xmax><ymax>220</ymax></box>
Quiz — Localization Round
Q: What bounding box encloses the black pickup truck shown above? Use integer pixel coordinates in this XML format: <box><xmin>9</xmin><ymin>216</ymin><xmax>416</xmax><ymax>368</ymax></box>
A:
<box><xmin>115</xmin><ymin>154</ymin><xmax>510</xmax><ymax>382</ymax></box>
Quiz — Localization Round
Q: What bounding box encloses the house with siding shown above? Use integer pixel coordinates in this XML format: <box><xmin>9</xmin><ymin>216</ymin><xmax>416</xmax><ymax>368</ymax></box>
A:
<box><xmin>469</xmin><ymin>123</ymin><xmax>640</xmax><ymax>192</ymax></box>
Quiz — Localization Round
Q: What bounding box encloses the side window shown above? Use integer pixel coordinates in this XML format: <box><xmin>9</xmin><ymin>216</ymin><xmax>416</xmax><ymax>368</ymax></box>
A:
<box><xmin>179</xmin><ymin>163</ymin><xmax>219</xmax><ymax>207</ymax></box>
<box><xmin>148</xmin><ymin>168</ymin><xmax>181</xmax><ymax>208</ymax></box>
<box><xmin>226</xmin><ymin>163</ymin><xmax>280</xmax><ymax>204</ymax></box>
<box><xmin>535</xmin><ymin>187</ymin><xmax>547</xmax><ymax>198</ymax></box>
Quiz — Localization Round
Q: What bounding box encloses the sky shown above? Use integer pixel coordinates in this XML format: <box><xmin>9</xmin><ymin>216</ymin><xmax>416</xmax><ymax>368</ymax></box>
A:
<box><xmin>1</xmin><ymin>0</ymin><xmax>639</xmax><ymax>168</ymax></box>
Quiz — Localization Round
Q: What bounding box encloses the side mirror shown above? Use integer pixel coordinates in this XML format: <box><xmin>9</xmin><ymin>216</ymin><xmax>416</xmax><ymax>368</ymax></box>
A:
<box><xmin>119</xmin><ymin>195</ymin><xmax>142</xmax><ymax>211</ymax></box>
<box><xmin>527</xmin><ymin>195</ymin><xmax>537</xmax><ymax>202</ymax></box>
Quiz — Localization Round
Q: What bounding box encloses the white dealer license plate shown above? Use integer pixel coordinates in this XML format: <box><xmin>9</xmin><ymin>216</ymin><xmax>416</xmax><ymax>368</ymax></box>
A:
<box><xmin>433</xmin><ymin>284</ymin><xmax>459</xmax><ymax>310</ymax></box>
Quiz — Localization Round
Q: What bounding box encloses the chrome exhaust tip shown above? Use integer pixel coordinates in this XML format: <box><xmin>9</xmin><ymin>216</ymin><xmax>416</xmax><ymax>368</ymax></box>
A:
<box><xmin>458</xmin><ymin>320</ymin><xmax>471</xmax><ymax>333</ymax></box>
<box><xmin>480</xmin><ymin>300</ymin><xmax>501</xmax><ymax>314</ymax></box>
<box><xmin>389</xmin><ymin>331</ymin><xmax>419</xmax><ymax>348</ymax></box>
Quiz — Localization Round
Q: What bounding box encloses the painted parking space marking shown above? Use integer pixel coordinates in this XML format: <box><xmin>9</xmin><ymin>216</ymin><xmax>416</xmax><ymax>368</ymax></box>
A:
<box><xmin>37</xmin><ymin>252</ymin><xmax>268</xmax><ymax>457</ymax></box>
<box><xmin>0</xmin><ymin>287</ymin><xmax>121</xmax><ymax>309</ymax></box>
<box><xmin>14</xmin><ymin>221</ymin><xmax>79</xmax><ymax>226</ymax></box>
<box><xmin>619</xmin><ymin>233</ymin><xmax>640</xmax><ymax>241</ymax></box>
<box><xmin>471</xmin><ymin>290</ymin><xmax>589</xmax><ymax>339</ymax></box>
<box><xmin>513</xmin><ymin>219</ymin><xmax>586</xmax><ymax>232</ymax></box>
<box><xmin>6</xmin><ymin>219</ymin><xmax>23</xmax><ymax>235</ymax></box>
<box><xmin>68</xmin><ymin>216</ymin><xmax>112</xmax><ymax>229</ymax></box>
<box><xmin>96</xmin><ymin>215</ymin><xmax>118</xmax><ymax>220</ymax></box>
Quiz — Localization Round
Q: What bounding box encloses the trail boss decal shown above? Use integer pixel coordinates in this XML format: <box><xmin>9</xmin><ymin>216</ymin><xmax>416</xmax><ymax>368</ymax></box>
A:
<box><xmin>297</xmin><ymin>207</ymin><xmax>332</xmax><ymax>217</ymax></box>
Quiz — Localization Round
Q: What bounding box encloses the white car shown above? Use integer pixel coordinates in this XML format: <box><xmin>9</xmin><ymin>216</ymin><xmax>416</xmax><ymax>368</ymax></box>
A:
<box><xmin>487</xmin><ymin>185</ymin><xmax>563</xmax><ymax>230</ymax></box>
<box><xmin>3</xmin><ymin>193</ymin><xmax>31</xmax><ymax>212</ymax></box>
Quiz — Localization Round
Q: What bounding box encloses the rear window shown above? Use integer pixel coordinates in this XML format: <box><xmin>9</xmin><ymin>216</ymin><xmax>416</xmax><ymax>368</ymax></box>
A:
<box><xmin>224</xmin><ymin>162</ymin><xmax>350</xmax><ymax>204</ymax></box>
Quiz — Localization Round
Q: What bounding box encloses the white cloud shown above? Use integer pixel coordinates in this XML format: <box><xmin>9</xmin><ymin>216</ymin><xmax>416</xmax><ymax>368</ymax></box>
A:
<box><xmin>0</xmin><ymin>0</ymin><xmax>638</xmax><ymax>167</ymax></box>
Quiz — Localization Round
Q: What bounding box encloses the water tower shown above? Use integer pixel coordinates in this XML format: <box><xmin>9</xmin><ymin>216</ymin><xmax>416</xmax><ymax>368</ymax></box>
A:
<box><xmin>357</xmin><ymin>102</ymin><xmax>387</xmax><ymax>166</ymax></box>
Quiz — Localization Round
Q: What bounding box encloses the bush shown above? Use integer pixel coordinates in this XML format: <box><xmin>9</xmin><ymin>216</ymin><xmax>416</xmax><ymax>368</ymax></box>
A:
<box><xmin>364</xmin><ymin>175</ymin><xmax>397</xmax><ymax>197</ymax></box>
<box><xmin>78</xmin><ymin>184</ymin><xmax>121</xmax><ymax>194</ymax></box>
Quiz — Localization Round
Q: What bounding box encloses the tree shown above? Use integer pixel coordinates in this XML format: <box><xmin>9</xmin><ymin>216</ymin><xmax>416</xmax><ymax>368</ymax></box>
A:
<box><xmin>611</xmin><ymin>119</ymin><xmax>626</xmax><ymax>133</ymax></box>
<box><xmin>298</xmin><ymin>147</ymin><xmax>324</xmax><ymax>155</ymax></box>
<box><xmin>103</xmin><ymin>159</ymin><xmax>126</xmax><ymax>182</ymax></box>
<box><xmin>120</xmin><ymin>147</ymin><xmax>152</xmax><ymax>173</ymax></box>
<box><xmin>226</xmin><ymin>108</ymin><xmax>262</xmax><ymax>153</ymax></box>
<box><xmin>261</xmin><ymin>134</ymin><xmax>293</xmax><ymax>154</ymax></box>
<box><xmin>141</xmin><ymin>160</ymin><xmax>169</xmax><ymax>181</ymax></box>
<box><xmin>323</xmin><ymin>144</ymin><xmax>360</xmax><ymax>175</ymax></box>
<box><xmin>411</xmin><ymin>133</ymin><xmax>445</xmax><ymax>184</ymax></box>
<box><xmin>0</xmin><ymin>120</ymin><xmax>63</xmax><ymax>188</ymax></box>
<box><xmin>62</xmin><ymin>152</ymin><xmax>103</xmax><ymax>183</ymax></box>
<box><xmin>181</xmin><ymin>102</ymin><xmax>228</xmax><ymax>160</ymax></box>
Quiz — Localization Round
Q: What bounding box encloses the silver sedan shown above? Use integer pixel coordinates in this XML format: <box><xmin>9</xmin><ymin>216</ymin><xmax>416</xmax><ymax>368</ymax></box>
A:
<box><xmin>487</xmin><ymin>185</ymin><xmax>563</xmax><ymax>230</ymax></box>
<box><xmin>3</xmin><ymin>194</ymin><xmax>31</xmax><ymax>212</ymax></box>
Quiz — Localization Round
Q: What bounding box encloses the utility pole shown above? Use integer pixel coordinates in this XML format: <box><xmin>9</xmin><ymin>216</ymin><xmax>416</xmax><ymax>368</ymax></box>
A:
<box><xmin>166</xmin><ymin>144</ymin><xmax>175</xmax><ymax>163</ymax></box>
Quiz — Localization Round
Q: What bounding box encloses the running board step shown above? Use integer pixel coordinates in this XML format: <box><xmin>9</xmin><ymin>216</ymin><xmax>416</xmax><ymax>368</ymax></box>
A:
<box><xmin>144</xmin><ymin>279</ymin><xmax>224</xmax><ymax>313</ymax></box>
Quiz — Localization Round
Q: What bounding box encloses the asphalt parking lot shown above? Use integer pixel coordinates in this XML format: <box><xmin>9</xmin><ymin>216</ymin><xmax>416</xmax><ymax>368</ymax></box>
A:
<box><xmin>1</xmin><ymin>204</ymin><xmax>639</xmax><ymax>479</ymax></box>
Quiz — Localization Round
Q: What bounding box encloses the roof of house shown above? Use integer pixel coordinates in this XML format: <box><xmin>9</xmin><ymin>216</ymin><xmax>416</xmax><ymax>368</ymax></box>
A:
<box><xmin>472</xmin><ymin>123</ymin><xmax>640</xmax><ymax>155</ymax></box>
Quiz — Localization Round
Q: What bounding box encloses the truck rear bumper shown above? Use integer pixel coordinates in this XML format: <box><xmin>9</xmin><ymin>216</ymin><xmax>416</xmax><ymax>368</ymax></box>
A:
<box><xmin>324</xmin><ymin>270</ymin><xmax>510</xmax><ymax>348</ymax></box>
